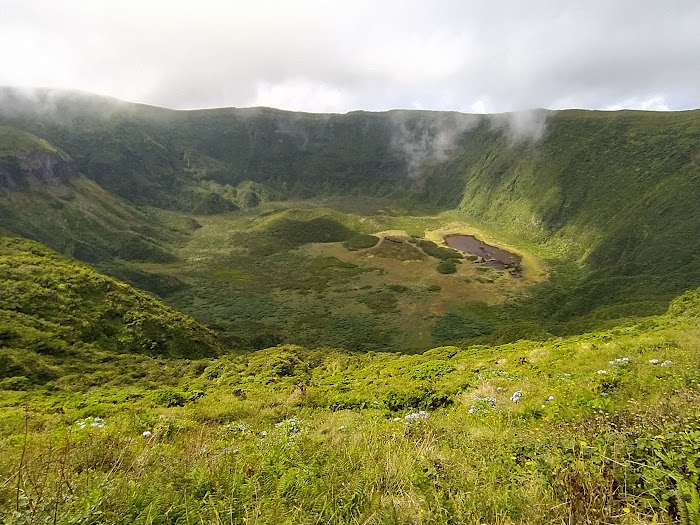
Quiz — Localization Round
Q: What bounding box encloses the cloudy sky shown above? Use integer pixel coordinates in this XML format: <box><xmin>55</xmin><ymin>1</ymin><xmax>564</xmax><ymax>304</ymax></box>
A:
<box><xmin>1</xmin><ymin>0</ymin><xmax>698</xmax><ymax>113</ymax></box>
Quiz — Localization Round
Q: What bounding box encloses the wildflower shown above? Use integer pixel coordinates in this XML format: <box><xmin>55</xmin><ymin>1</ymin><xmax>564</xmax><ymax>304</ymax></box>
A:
<box><xmin>142</xmin><ymin>430</ymin><xmax>152</xmax><ymax>438</ymax></box>
<box><xmin>75</xmin><ymin>416</ymin><xmax>106</xmax><ymax>430</ymax></box>
<box><xmin>404</xmin><ymin>410</ymin><xmax>430</xmax><ymax>421</ymax></box>
<box><xmin>510</xmin><ymin>455</ymin><xmax>516</xmax><ymax>460</ymax></box>
<box><xmin>510</xmin><ymin>390</ymin><xmax>522</xmax><ymax>403</ymax></box>
<box><xmin>579</xmin><ymin>441</ymin><xmax>587</xmax><ymax>447</ymax></box>
<box><xmin>654</xmin><ymin>434</ymin><xmax>664</xmax><ymax>440</ymax></box>
<box><xmin>229</xmin><ymin>422</ymin><xmax>249</xmax><ymax>433</ymax></box>
<box><xmin>276</xmin><ymin>418</ymin><xmax>301</xmax><ymax>438</ymax></box>
<box><xmin>541</xmin><ymin>404</ymin><xmax>546</xmax><ymax>408</ymax></box>
<box><xmin>649</xmin><ymin>359</ymin><xmax>660</xmax><ymax>365</ymax></box>
<box><xmin>497</xmin><ymin>386</ymin><xmax>504</xmax><ymax>392</ymax></box>
<box><xmin>661</xmin><ymin>360</ymin><xmax>672</xmax><ymax>367</ymax></box>
<box><xmin>596</xmin><ymin>370</ymin><xmax>607</xmax><ymax>375</ymax></box>
<box><xmin>623</xmin><ymin>507</ymin><xmax>631</xmax><ymax>514</ymax></box>
<box><xmin>392</xmin><ymin>417</ymin><xmax>401</xmax><ymax>422</ymax></box>
<box><xmin>261</xmin><ymin>430</ymin><xmax>267</xmax><ymax>437</ymax></box>
<box><xmin>548</xmin><ymin>395</ymin><xmax>555</xmax><ymax>401</ymax></box>
<box><xmin>338</xmin><ymin>425</ymin><xmax>345</xmax><ymax>431</ymax></box>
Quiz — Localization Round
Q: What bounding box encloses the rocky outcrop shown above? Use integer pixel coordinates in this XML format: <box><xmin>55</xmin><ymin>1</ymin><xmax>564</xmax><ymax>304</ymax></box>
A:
<box><xmin>0</xmin><ymin>151</ymin><xmax>78</xmax><ymax>189</ymax></box>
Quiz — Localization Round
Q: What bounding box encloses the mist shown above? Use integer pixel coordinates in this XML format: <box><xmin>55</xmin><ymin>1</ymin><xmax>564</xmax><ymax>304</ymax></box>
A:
<box><xmin>390</xmin><ymin>112</ymin><xmax>481</xmax><ymax>178</ymax></box>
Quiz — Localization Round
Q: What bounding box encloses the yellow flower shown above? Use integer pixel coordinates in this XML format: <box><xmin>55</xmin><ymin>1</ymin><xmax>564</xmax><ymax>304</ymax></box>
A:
<box><xmin>623</xmin><ymin>507</ymin><xmax>631</xmax><ymax>514</ymax></box>
<box><xmin>579</xmin><ymin>441</ymin><xmax>587</xmax><ymax>447</ymax></box>
<box><xmin>654</xmin><ymin>434</ymin><xmax>664</xmax><ymax>440</ymax></box>
<box><xmin>510</xmin><ymin>456</ymin><xmax>517</xmax><ymax>461</ymax></box>
<box><xmin>525</xmin><ymin>460</ymin><xmax>534</xmax><ymax>465</ymax></box>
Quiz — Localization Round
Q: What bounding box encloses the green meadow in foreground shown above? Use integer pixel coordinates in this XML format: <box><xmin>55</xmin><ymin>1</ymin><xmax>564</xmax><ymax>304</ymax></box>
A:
<box><xmin>1</xmin><ymin>282</ymin><xmax>699</xmax><ymax>524</ymax></box>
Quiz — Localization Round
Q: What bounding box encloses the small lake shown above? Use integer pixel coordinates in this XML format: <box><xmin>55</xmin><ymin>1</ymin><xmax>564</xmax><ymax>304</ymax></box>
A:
<box><xmin>444</xmin><ymin>234</ymin><xmax>522</xmax><ymax>274</ymax></box>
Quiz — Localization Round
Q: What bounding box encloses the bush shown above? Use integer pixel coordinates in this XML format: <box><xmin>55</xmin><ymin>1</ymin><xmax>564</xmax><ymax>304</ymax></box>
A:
<box><xmin>437</xmin><ymin>260</ymin><xmax>458</xmax><ymax>274</ymax></box>
<box><xmin>0</xmin><ymin>375</ymin><xmax>31</xmax><ymax>390</ymax></box>
<box><xmin>153</xmin><ymin>388</ymin><xmax>189</xmax><ymax>407</ymax></box>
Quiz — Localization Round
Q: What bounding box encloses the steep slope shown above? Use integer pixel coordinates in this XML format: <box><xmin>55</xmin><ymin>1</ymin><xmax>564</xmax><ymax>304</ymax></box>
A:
<box><xmin>0</xmin><ymin>236</ymin><xmax>220</xmax><ymax>384</ymax></box>
<box><xmin>453</xmin><ymin>110</ymin><xmax>700</xmax><ymax>325</ymax></box>
<box><xmin>0</xmin><ymin>125</ymin><xmax>195</xmax><ymax>295</ymax></box>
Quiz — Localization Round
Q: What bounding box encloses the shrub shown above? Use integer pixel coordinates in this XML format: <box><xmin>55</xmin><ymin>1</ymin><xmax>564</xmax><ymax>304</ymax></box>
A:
<box><xmin>437</xmin><ymin>260</ymin><xmax>458</xmax><ymax>274</ymax></box>
<box><xmin>0</xmin><ymin>375</ymin><xmax>31</xmax><ymax>390</ymax></box>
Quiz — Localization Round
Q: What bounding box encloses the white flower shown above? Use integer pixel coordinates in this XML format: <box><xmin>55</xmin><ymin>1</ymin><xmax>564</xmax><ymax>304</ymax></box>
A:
<box><xmin>260</xmin><ymin>430</ymin><xmax>267</xmax><ymax>437</ymax></box>
<box><xmin>497</xmin><ymin>386</ymin><xmax>504</xmax><ymax>392</ymax></box>
<box><xmin>76</xmin><ymin>417</ymin><xmax>106</xmax><ymax>430</ymax></box>
<box><xmin>611</xmin><ymin>357</ymin><xmax>630</xmax><ymax>364</ymax></box>
<box><xmin>548</xmin><ymin>395</ymin><xmax>555</xmax><ymax>401</ymax></box>
<box><xmin>661</xmin><ymin>360</ymin><xmax>673</xmax><ymax>367</ymax></box>
<box><xmin>649</xmin><ymin>359</ymin><xmax>660</xmax><ymax>365</ymax></box>
<box><xmin>142</xmin><ymin>431</ymin><xmax>152</xmax><ymax>438</ymax></box>
<box><xmin>404</xmin><ymin>410</ymin><xmax>430</xmax><ymax>421</ymax></box>
<box><xmin>597</xmin><ymin>370</ymin><xmax>607</xmax><ymax>375</ymax></box>
<box><xmin>510</xmin><ymin>391</ymin><xmax>523</xmax><ymax>403</ymax></box>
<box><xmin>392</xmin><ymin>417</ymin><xmax>401</xmax><ymax>422</ymax></box>
<box><xmin>338</xmin><ymin>425</ymin><xmax>345</xmax><ymax>431</ymax></box>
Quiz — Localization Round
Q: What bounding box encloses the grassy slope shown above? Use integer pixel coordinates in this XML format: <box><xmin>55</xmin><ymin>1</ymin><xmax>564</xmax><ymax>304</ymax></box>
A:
<box><xmin>0</xmin><ymin>125</ymin><xmax>200</xmax><ymax>296</ymax></box>
<box><xmin>1</xmin><ymin>92</ymin><xmax>698</xmax><ymax>318</ymax></box>
<box><xmin>1</xmin><ymin>90</ymin><xmax>699</xmax><ymax>343</ymax></box>
<box><xmin>1</xmin><ymin>287</ymin><xmax>699</xmax><ymax>523</ymax></box>
<box><xmin>453</xmin><ymin>110</ymin><xmax>700</xmax><ymax>333</ymax></box>
<box><xmin>0</xmin><ymin>236</ymin><xmax>220</xmax><ymax>371</ymax></box>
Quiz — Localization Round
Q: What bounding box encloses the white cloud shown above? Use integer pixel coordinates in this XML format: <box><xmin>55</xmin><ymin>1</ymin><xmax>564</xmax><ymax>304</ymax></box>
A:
<box><xmin>0</xmin><ymin>0</ymin><xmax>698</xmax><ymax>113</ymax></box>
<box><xmin>605</xmin><ymin>96</ymin><xmax>670</xmax><ymax>112</ymax></box>
<box><xmin>251</xmin><ymin>79</ymin><xmax>348</xmax><ymax>113</ymax></box>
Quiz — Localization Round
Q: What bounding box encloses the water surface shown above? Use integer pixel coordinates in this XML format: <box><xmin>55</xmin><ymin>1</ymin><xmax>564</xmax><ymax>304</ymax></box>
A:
<box><xmin>444</xmin><ymin>234</ymin><xmax>522</xmax><ymax>274</ymax></box>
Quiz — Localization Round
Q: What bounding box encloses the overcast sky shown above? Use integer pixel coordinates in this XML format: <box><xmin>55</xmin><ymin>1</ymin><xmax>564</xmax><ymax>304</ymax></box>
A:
<box><xmin>1</xmin><ymin>0</ymin><xmax>698</xmax><ymax>113</ymax></box>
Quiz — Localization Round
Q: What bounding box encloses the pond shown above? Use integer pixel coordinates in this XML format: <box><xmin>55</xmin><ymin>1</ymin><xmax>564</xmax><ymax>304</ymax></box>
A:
<box><xmin>444</xmin><ymin>234</ymin><xmax>522</xmax><ymax>274</ymax></box>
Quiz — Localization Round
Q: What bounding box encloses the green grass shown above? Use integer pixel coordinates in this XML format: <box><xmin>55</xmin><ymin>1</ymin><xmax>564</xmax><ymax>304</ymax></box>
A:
<box><xmin>1</xmin><ymin>92</ymin><xmax>700</xmax><ymax>522</ymax></box>
<box><xmin>0</xmin><ymin>126</ymin><xmax>60</xmax><ymax>158</ymax></box>
<box><xmin>0</xmin><ymin>236</ymin><xmax>220</xmax><ymax>363</ymax></box>
<box><xmin>1</xmin><ymin>289</ymin><xmax>700</xmax><ymax>523</ymax></box>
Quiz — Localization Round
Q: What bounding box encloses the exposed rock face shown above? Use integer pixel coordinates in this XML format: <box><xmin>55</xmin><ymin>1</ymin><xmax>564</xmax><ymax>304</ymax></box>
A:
<box><xmin>0</xmin><ymin>152</ymin><xmax>78</xmax><ymax>188</ymax></box>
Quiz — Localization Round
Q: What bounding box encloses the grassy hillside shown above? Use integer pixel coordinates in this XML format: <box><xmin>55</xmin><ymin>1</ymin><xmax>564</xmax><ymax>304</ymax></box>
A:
<box><xmin>1</xmin><ymin>90</ymin><xmax>700</xmax><ymax>522</ymax></box>
<box><xmin>1</xmin><ymin>89</ymin><xmax>699</xmax><ymax>345</ymax></box>
<box><xmin>0</xmin><ymin>126</ymin><xmax>202</xmax><ymax>296</ymax></box>
<box><xmin>0</xmin><ymin>236</ymin><xmax>220</xmax><ymax>380</ymax></box>
<box><xmin>1</xmin><ymin>286</ymin><xmax>699</xmax><ymax>523</ymax></box>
